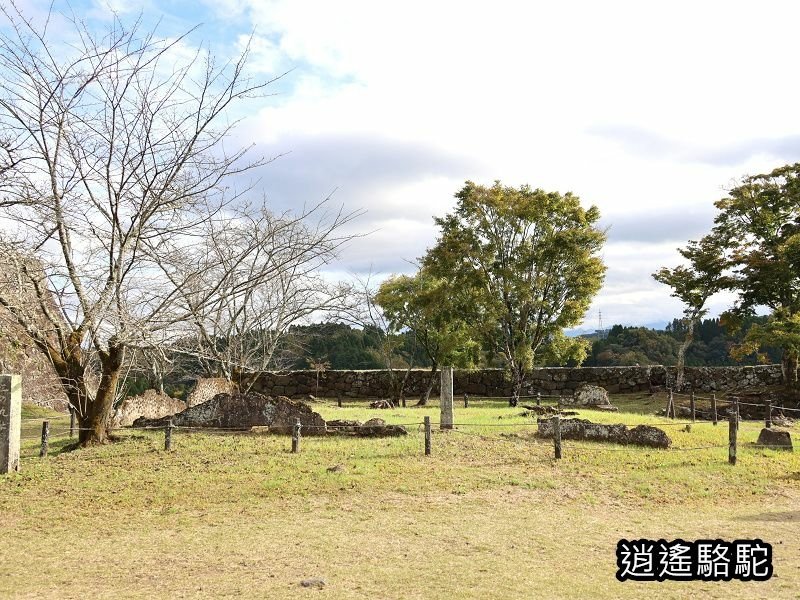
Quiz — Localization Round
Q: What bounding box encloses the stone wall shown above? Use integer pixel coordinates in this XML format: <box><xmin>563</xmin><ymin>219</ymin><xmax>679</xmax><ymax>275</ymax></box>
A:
<box><xmin>186</xmin><ymin>378</ymin><xmax>238</xmax><ymax>407</ymax></box>
<box><xmin>251</xmin><ymin>365</ymin><xmax>784</xmax><ymax>399</ymax></box>
<box><xmin>111</xmin><ymin>389</ymin><xmax>187</xmax><ymax>428</ymax></box>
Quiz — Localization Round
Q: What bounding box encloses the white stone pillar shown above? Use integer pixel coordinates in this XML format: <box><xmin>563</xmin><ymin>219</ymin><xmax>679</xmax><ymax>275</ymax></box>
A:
<box><xmin>0</xmin><ymin>374</ymin><xmax>21</xmax><ymax>474</ymax></box>
<box><xmin>440</xmin><ymin>366</ymin><xmax>453</xmax><ymax>430</ymax></box>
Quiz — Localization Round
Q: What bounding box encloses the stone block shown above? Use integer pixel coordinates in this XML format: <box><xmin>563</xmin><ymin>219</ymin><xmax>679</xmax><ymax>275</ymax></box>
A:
<box><xmin>537</xmin><ymin>417</ymin><xmax>671</xmax><ymax>448</ymax></box>
<box><xmin>756</xmin><ymin>428</ymin><xmax>792</xmax><ymax>451</ymax></box>
<box><xmin>357</xmin><ymin>418</ymin><xmax>408</xmax><ymax>437</ymax></box>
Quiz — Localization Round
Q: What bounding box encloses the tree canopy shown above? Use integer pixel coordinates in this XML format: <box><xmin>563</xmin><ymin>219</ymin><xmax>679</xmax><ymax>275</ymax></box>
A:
<box><xmin>711</xmin><ymin>163</ymin><xmax>800</xmax><ymax>386</ymax></box>
<box><xmin>652</xmin><ymin>235</ymin><xmax>726</xmax><ymax>388</ymax></box>
<box><xmin>376</xmin><ymin>268</ymin><xmax>479</xmax><ymax>404</ymax></box>
<box><xmin>652</xmin><ymin>162</ymin><xmax>800</xmax><ymax>387</ymax></box>
<box><xmin>422</xmin><ymin>181</ymin><xmax>606</xmax><ymax>402</ymax></box>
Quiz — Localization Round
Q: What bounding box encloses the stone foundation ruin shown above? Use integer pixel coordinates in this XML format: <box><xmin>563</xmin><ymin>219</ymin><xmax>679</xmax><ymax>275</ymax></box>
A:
<box><xmin>130</xmin><ymin>392</ymin><xmax>409</xmax><ymax>438</ymax></box>
<box><xmin>537</xmin><ymin>417</ymin><xmax>671</xmax><ymax>448</ymax></box>
<box><xmin>134</xmin><ymin>393</ymin><xmax>327</xmax><ymax>434</ymax></box>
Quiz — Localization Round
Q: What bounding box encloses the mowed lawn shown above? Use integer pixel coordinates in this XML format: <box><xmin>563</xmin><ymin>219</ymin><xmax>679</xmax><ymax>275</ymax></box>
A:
<box><xmin>2</xmin><ymin>394</ymin><xmax>799</xmax><ymax>599</ymax></box>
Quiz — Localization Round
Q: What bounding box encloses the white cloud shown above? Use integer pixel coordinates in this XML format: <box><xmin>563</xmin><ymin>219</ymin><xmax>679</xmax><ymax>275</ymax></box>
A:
<box><xmin>215</xmin><ymin>0</ymin><xmax>800</xmax><ymax>326</ymax></box>
<box><xmin>17</xmin><ymin>0</ymin><xmax>800</xmax><ymax>327</ymax></box>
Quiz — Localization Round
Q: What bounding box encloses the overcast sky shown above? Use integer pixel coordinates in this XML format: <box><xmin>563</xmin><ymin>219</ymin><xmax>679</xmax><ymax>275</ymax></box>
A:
<box><xmin>18</xmin><ymin>0</ymin><xmax>800</xmax><ymax>331</ymax></box>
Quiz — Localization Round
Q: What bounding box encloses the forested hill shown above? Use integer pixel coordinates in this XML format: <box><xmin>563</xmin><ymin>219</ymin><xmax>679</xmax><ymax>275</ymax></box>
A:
<box><xmin>583</xmin><ymin>317</ymin><xmax>781</xmax><ymax>367</ymax></box>
<box><xmin>284</xmin><ymin>317</ymin><xmax>780</xmax><ymax>371</ymax></box>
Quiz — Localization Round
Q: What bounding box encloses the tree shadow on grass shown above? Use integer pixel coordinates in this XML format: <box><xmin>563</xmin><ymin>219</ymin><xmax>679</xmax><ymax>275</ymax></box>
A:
<box><xmin>735</xmin><ymin>511</ymin><xmax>800</xmax><ymax>522</ymax></box>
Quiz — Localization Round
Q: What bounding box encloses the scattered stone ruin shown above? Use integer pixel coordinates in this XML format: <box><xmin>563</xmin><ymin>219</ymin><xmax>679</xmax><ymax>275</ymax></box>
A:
<box><xmin>134</xmin><ymin>393</ymin><xmax>327</xmax><ymax>435</ymax></box>
<box><xmin>111</xmin><ymin>390</ymin><xmax>186</xmax><ymax>428</ymax></box>
<box><xmin>756</xmin><ymin>428</ymin><xmax>793</xmax><ymax>451</ymax></box>
<box><xmin>356</xmin><ymin>418</ymin><xmax>408</xmax><ymax>437</ymax></box>
<box><xmin>562</xmin><ymin>383</ymin><xmax>611</xmax><ymax>406</ymax></box>
<box><xmin>537</xmin><ymin>417</ymin><xmax>671</xmax><ymax>449</ymax></box>
<box><xmin>129</xmin><ymin>391</ymin><xmax>409</xmax><ymax>437</ymax></box>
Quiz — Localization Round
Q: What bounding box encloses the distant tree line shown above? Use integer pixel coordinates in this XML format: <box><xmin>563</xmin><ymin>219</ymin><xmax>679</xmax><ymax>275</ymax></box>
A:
<box><xmin>584</xmin><ymin>316</ymin><xmax>782</xmax><ymax>367</ymax></box>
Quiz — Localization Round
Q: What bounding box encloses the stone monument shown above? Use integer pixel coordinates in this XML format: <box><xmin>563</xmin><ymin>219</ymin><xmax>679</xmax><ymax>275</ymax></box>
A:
<box><xmin>1</xmin><ymin>374</ymin><xmax>21</xmax><ymax>474</ymax></box>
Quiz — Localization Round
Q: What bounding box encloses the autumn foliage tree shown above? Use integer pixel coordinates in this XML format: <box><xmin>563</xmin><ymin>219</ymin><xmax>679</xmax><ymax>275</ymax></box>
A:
<box><xmin>652</xmin><ymin>235</ymin><xmax>726</xmax><ymax>389</ymax></box>
<box><xmin>711</xmin><ymin>163</ymin><xmax>800</xmax><ymax>388</ymax></box>
<box><xmin>657</xmin><ymin>163</ymin><xmax>800</xmax><ymax>390</ymax></box>
<box><xmin>422</xmin><ymin>181</ymin><xmax>606</xmax><ymax>404</ymax></box>
<box><xmin>376</xmin><ymin>268</ymin><xmax>479</xmax><ymax>405</ymax></box>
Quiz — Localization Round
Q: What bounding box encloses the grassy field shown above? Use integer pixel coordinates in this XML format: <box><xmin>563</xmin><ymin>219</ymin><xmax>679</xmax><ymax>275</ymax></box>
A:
<box><xmin>2</xmin><ymin>393</ymin><xmax>799</xmax><ymax>599</ymax></box>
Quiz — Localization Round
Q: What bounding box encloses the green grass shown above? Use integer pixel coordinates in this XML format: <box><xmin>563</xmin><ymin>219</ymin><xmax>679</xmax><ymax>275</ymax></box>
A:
<box><xmin>2</xmin><ymin>393</ymin><xmax>799</xmax><ymax>598</ymax></box>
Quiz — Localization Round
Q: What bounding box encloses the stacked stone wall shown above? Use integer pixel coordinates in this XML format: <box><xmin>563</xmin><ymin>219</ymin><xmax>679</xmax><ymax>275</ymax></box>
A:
<box><xmin>251</xmin><ymin>365</ymin><xmax>784</xmax><ymax>399</ymax></box>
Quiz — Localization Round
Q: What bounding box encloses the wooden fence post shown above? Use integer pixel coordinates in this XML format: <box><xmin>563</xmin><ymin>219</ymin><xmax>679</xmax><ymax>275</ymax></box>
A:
<box><xmin>711</xmin><ymin>393</ymin><xmax>718</xmax><ymax>426</ymax></box>
<box><xmin>336</xmin><ymin>393</ymin><xmax>342</xmax><ymax>408</ymax></box>
<box><xmin>463</xmin><ymin>393</ymin><xmax>469</xmax><ymax>409</ymax></box>
<box><xmin>292</xmin><ymin>418</ymin><xmax>301</xmax><ymax>453</ymax></box>
<box><xmin>164</xmin><ymin>419</ymin><xmax>173</xmax><ymax>451</ymax></box>
<box><xmin>690</xmin><ymin>391</ymin><xmax>696</xmax><ymax>422</ymax></box>
<box><xmin>729</xmin><ymin>399</ymin><xmax>738</xmax><ymax>466</ymax></box>
<box><xmin>39</xmin><ymin>420</ymin><xmax>49</xmax><ymax>458</ymax></box>
<box><xmin>536</xmin><ymin>391</ymin><xmax>541</xmax><ymax>406</ymax></box>
<box><xmin>765</xmin><ymin>400</ymin><xmax>772</xmax><ymax>429</ymax></box>
<box><xmin>69</xmin><ymin>406</ymin><xmax>76</xmax><ymax>438</ymax></box>
<box><xmin>424</xmin><ymin>416</ymin><xmax>431</xmax><ymax>456</ymax></box>
<box><xmin>552</xmin><ymin>415</ymin><xmax>562</xmax><ymax>460</ymax></box>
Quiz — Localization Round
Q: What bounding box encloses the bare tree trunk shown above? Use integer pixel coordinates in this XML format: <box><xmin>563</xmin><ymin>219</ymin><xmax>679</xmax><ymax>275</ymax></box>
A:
<box><xmin>79</xmin><ymin>346</ymin><xmax>124</xmax><ymax>446</ymax></box>
<box><xmin>392</xmin><ymin>365</ymin><xmax>413</xmax><ymax>404</ymax></box>
<box><xmin>675</xmin><ymin>318</ymin><xmax>696</xmax><ymax>391</ymax></box>
<box><xmin>417</xmin><ymin>361</ymin><xmax>438</xmax><ymax>406</ymax></box>
<box><xmin>509</xmin><ymin>364</ymin><xmax>524</xmax><ymax>407</ymax></box>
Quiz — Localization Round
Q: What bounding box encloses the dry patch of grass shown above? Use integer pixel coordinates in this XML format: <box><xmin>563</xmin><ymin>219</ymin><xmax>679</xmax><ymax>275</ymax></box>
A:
<box><xmin>2</xmin><ymin>394</ymin><xmax>799</xmax><ymax>598</ymax></box>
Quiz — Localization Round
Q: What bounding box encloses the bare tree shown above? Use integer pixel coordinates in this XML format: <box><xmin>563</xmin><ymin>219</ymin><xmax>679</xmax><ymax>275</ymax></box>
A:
<box><xmin>0</xmin><ymin>5</ymin><xmax>275</xmax><ymax>444</ymax></box>
<box><xmin>161</xmin><ymin>201</ymin><xmax>361</xmax><ymax>392</ymax></box>
<box><xmin>334</xmin><ymin>272</ymin><xmax>416</xmax><ymax>403</ymax></box>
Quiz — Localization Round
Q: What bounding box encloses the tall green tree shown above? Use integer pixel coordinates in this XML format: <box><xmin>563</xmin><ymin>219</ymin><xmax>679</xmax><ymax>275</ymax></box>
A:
<box><xmin>711</xmin><ymin>163</ymin><xmax>800</xmax><ymax>388</ymax></box>
<box><xmin>376</xmin><ymin>269</ymin><xmax>479</xmax><ymax>405</ymax></box>
<box><xmin>423</xmin><ymin>181</ymin><xmax>606</xmax><ymax>404</ymax></box>
<box><xmin>653</xmin><ymin>235</ymin><xmax>726</xmax><ymax>389</ymax></box>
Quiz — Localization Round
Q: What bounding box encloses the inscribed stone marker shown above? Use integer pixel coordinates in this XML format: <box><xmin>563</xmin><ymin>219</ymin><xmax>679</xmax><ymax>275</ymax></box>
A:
<box><xmin>0</xmin><ymin>374</ymin><xmax>22</xmax><ymax>474</ymax></box>
<box><xmin>440</xmin><ymin>366</ymin><xmax>453</xmax><ymax>430</ymax></box>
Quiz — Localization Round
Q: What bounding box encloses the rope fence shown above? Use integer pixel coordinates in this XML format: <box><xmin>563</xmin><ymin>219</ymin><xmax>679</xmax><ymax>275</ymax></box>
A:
<box><xmin>16</xmin><ymin>387</ymin><xmax>795</xmax><ymax>468</ymax></box>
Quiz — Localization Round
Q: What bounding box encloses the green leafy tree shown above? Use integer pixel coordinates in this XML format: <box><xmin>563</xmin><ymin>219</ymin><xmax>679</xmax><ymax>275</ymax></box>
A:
<box><xmin>376</xmin><ymin>269</ymin><xmax>479</xmax><ymax>406</ymax></box>
<box><xmin>711</xmin><ymin>163</ymin><xmax>800</xmax><ymax>387</ymax></box>
<box><xmin>423</xmin><ymin>181</ymin><xmax>606</xmax><ymax>405</ymax></box>
<box><xmin>653</xmin><ymin>235</ymin><xmax>726</xmax><ymax>389</ymax></box>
